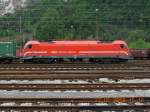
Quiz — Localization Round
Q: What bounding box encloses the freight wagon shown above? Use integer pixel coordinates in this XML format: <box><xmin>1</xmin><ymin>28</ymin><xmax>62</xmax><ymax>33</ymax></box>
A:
<box><xmin>130</xmin><ymin>49</ymin><xmax>150</xmax><ymax>59</ymax></box>
<box><xmin>0</xmin><ymin>42</ymin><xmax>16</xmax><ymax>63</ymax></box>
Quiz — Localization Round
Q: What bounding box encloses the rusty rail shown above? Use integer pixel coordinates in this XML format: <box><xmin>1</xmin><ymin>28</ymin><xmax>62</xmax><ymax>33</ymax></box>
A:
<box><xmin>0</xmin><ymin>67</ymin><xmax>145</xmax><ymax>71</ymax></box>
<box><xmin>1</xmin><ymin>83</ymin><xmax>150</xmax><ymax>90</ymax></box>
<box><xmin>0</xmin><ymin>97</ymin><xmax>148</xmax><ymax>103</ymax></box>
<box><xmin>0</xmin><ymin>70</ymin><xmax>149</xmax><ymax>80</ymax></box>
<box><xmin>0</xmin><ymin>105</ymin><xmax>149</xmax><ymax>111</ymax></box>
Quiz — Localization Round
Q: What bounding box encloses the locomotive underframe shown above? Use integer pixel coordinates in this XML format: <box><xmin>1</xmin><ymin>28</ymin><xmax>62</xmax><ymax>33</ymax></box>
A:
<box><xmin>22</xmin><ymin>56</ymin><xmax>129</xmax><ymax>63</ymax></box>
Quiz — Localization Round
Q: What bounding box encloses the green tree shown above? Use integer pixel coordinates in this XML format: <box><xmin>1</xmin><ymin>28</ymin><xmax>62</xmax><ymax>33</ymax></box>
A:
<box><xmin>35</xmin><ymin>7</ymin><xmax>65</xmax><ymax>40</ymax></box>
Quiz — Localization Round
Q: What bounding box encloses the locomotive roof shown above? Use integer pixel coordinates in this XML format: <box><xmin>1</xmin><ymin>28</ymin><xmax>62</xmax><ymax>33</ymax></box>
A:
<box><xmin>52</xmin><ymin>41</ymin><xmax>100</xmax><ymax>44</ymax></box>
<box><xmin>25</xmin><ymin>40</ymin><xmax>126</xmax><ymax>45</ymax></box>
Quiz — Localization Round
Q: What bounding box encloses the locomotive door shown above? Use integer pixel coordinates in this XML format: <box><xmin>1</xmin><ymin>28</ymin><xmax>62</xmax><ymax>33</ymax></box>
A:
<box><xmin>89</xmin><ymin>44</ymin><xmax>96</xmax><ymax>57</ymax></box>
<box><xmin>113</xmin><ymin>43</ymin><xmax>120</xmax><ymax>59</ymax></box>
<box><xmin>34</xmin><ymin>44</ymin><xmax>38</xmax><ymax>57</ymax></box>
<box><xmin>31</xmin><ymin>44</ymin><xmax>39</xmax><ymax>58</ymax></box>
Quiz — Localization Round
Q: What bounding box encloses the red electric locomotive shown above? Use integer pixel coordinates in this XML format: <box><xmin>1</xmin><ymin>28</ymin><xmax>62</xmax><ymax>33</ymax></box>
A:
<box><xmin>21</xmin><ymin>40</ymin><xmax>131</xmax><ymax>63</ymax></box>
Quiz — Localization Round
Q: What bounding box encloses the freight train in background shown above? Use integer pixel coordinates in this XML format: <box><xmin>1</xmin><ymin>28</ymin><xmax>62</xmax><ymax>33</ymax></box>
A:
<box><xmin>0</xmin><ymin>42</ymin><xmax>16</xmax><ymax>63</ymax></box>
<box><xmin>0</xmin><ymin>39</ymin><xmax>149</xmax><ymax>64</ymax></box>
<box><xmin>130</xmin><ymin>49</ymin><xmax>150</xmax><ymax>59</ymax></box>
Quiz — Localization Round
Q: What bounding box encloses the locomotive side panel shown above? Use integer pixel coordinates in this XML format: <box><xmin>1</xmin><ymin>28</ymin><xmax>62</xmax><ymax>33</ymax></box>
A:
<box><xmin>22</xmin><ymin>40</ymin><xmax>130</xmax><ymax>62</ymax></box>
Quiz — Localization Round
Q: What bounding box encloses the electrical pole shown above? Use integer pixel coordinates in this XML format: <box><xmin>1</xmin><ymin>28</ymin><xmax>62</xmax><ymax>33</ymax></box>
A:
<box><xmin>19</xmin><ymin>16</ymin><xmax>22</xmax><ymax>35</ymax></box>
<box><xmin>7</xmin><ymin>23</ymin><xmax>9</xmax><ymax>41</ymax></box>
<box><xmin>95</xmin><ymin>8</ymin><xmax>99</xmax><ymax>40</ymax></box>
<box><xmin>19</xmin><ymin>16</ymin><xmax>24</xmax><ymax>45</ymax></box>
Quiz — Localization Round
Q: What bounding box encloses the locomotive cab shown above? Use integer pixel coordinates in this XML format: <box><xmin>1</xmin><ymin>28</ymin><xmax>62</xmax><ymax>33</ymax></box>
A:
<box><xmin>23</xmin><ymin>41</ymin><xmax>40</xmax><ymax>57</ymax></box>
<box><xmin>26</xmin><ymin>44</ymin><xmax>32</xmax><ymax>49</ymax></box>
<box><xmin>120</xmin><ymin>44</ymin><xmax>127</xmax><ymax>49</ymax></box>
<box><xmin>113</xmin><ymin>40</ymin><xmax>131</xmax><ymax>60</ymax></box>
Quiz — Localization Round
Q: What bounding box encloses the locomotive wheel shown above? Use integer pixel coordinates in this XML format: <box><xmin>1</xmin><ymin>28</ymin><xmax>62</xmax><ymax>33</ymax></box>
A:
<box><xmin>89</xmin><ymin>58</ymin><xmax>123</xmax><ymax>64</ymax></box>
<box><xmin>70</xmin><ymin>58</ymin><xmax>83</xmax><ymax>62</ymax></box>
<box><xmin>48</xmin><ymin>58</ymin><xmax>64</xmax><ymax>64</ymax></box>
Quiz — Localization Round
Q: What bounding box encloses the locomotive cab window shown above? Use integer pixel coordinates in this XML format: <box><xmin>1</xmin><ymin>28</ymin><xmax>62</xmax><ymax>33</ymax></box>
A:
<box><xmin>120</xmin><ymin>44</ymin><xmax>126</xmax><ymax>48</ymax></box>
<box><xmin>27</xmin><ymin>44</ymin><xmax>32</xmax><ymax>49</ymax></box>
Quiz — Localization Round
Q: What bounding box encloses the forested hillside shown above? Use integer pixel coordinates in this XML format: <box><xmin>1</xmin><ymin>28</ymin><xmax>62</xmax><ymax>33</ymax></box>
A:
<box><xmin>0</xmin><ymin>0</ymin><xmax>150</xmax><ymax>48</ymax></box>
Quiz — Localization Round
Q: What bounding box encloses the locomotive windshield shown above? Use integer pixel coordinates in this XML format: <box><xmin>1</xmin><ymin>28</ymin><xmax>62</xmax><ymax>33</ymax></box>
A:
<box><xmin>28</xmin><ymin>44</ymin><xmax>32</xmax><ymax>49</ymax></box>
<box><xmin>120</xmin><ymin>44</ymin><xmax>126</xmax><ymax>48</ymax></box>
<box><xmin>25</xmin><ymin>44</ymin><xmax>32</xmax><ymax>49</ymax></box>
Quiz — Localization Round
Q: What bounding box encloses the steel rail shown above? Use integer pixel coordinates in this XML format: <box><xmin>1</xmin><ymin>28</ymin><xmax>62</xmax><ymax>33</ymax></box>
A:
<box><xmin>3</xmin><ymin>64</ymin><xmax>150</xmax><ymax>67</ymax></box>
<box><xmin>0</xmin><ymin>62</ymin><xmax>149</xmax><ymax>66</ymax></box>
<box><xmin>1</xmin><ymin>83</ymin><xmax>150</xmax><ymax>90</ymax></box>
<box><xmin>0</xmin><ymin>67</ymin><xmax>145</xmax><ymax>71</ymax></box>
<box><xmin>0</xmin><ymin>61</ymin><xmax>150</xmax><ymax>68</ymax></box>
<box><xmin>0</xmin><ymin>72</ymin><xmax>149</xmax><ymax>79</ymax></box>
<box><xmin>0</xmin><ymin>97</ymin><xmax>148</xmax><ymax>103</ymax></box>
<box><xmin>0</xmin><ymin>105</ymin><xmax>149</xmax><ymax>111</ymax></box>
<box><xmin>0</xmin><ymin>70</ymin><xmax>149</xmax><ymax>74</ymax></box>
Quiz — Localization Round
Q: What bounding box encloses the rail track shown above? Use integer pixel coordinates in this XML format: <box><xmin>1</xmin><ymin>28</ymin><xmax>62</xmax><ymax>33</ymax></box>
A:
<box><xmin>0</xmin><ymin>97</ymin><xmax>147</xmax><ymax>103</ymax></box>
<box><xmin>0</xmin><ymin>60</ymin><xmax>149</xmax><ymax>72</ymax></box>
<box><xmin>1</xmin><ymin>60</ymin><xmax>150</xmax><ymax>68</ymax></box>
<box><xmin>0</xmin><ymin>66</ymin><xmax>146</xmax><ymax>71</ymax></box>
<box><xmin>0</xmin><ymin>60</ymin><xmax>149</xmax><ymax>111</ymax></box>
<box><xmin>0</xmin><ymin>105</ymin><xmax>149</xmax><ymax>111</ymax></box>
<box><xmin>0</xmin><ymin>97</ymin><xmax>149</xmax><ymax>111</ymax></box>
<box><xmin>1</xmin><ymin>83</ymin><xmax>150</xmax><ymax>90</ymax></box>
<box><xmin>0</xmin><ymin>70</ymin><xmax>149</xmax><ymax>80</ymax></box>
